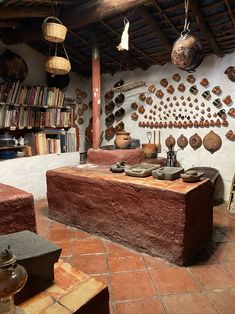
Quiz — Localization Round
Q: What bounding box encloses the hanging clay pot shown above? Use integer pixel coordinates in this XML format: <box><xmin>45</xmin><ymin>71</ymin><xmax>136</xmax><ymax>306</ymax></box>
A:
<box><xmin>155</xmin><ymin>89</ymin><xmax>164</xmax><ymax>99</ymax></box>
<box><xmin>139</xmin><ymin>93</ymin><xmax>146</xmax><ymax>101</ymax></box>
<box><xmin>183</xmin><ymin>121</ymin><xmax>187</xmax><ymax>128</ymax></box>
<box><xmin>178</xmin><ymin>83</ymin><xmax>186</xmax><ymax>92</ymax></box>
<box><xmin>172</xmin><ymin>73</ymin><xmax>181</xmax><ymax>82</ymax></box>
<box><xmin>115</xmin><ymin>107</ymin><xmax>125</xmax><ymax>118</ymax></box>
<box><xmin>131</xmin><ymin>102</ymin><xmax>138</xmax><ymax>110</ymax></box>
<box><xmin>212</xmin><ymin>86</ymin><xmax>222</xmax><ymax>96</ymax></box>
<box><xmin>146</xmin><ymin>97</ymin><xmax>153</xmax><ymax>105</ymax></box>
<box><xmin>148</xmin><ymin>85</ymin><xmax>156</xmax><ymax>93</ymax></box>
<box><xmin>159</xmin><ymin>122</ymin><xmax>163</xmax><ymax>128</ymax></box>
<box><xmin>210</xmin><ymin>120</ymin><xmax>215</xmax><ymax>127</ymax></box>
<box><xmin>114</xmin><ymin>79</ymin><xmax>124</xmax><ymax>88</ymax></box>
<box><xmin>188</xmin><ymin>121</ymin><xmax>193</xmax><ymax>128</ymax></box>
<box><xmin>115</xmin><ymin>93</ymin><xmax>125</xmax><ymax>104</ymax></box>
<box><xmin>115</xmin><ymin>121</ymin><xmax>125</xmax><ymax>132</ymax></box>
<box><xmin>165</xmin><ymin>135</ymin><xmax>176</xmax><ymax>149</ymax></box>
<box><xmin>194</xmin><ymin>121</ymin><xmax>199</xmax><ymax>128</ymax></box>
<box><xmin>154</xmin><ymin>122</ymin><xmax>158</xmax><ymax>128</ymax></box>
<box><xmin>178</xmin><ymin>121</ymin><xmax>183</xmax><ymax>128</ymax></box>
<box><xmin>222</xmin><ymin>119</ymin><xmax>229</xmax><ymax>127</ymax></box>
<box><xmin>200</xmin><ymin>78</ymin><xmax>209</xmax><ymax>88</ymax></box>
<box><xmin>105</xmin><ymin>126</ymin><xmax>115</xmax><ymax>140</ymax></box>
<box><xmin>177</xmin><ymin>134</ymin><xmax>188</xmax><ymax>150</ymax></box>
<box><xmin>215</xmin><ymin>119</ymin><xmax>221</xmax><ymax>127</ymax></box>
<box><xmin>171</xmin><ymin>33</ymin><xmax>203</xmax><ymax>72</ymax></box>
<box><xmin>204</xmin><ymin>120</ymin><xmax>209</xmax><ymax>127</ymax></box>
<box><xmin>160</xmin><ymin>78</ymin><xmax>168</xmax><ymax>88</ymax></box>
<box><xmin>226</xmin><ymin>130</ymin><xmax>235</xmax><ymax>141</ymax></box>
<box><xmin>105</xmin><ymin>101</ymin><xmax>115</xmax><ymax>112</ymax></box>
<box><xmin>166</xmin><ymin>85</ymin><xmax>175</xmax><ymax>94</ymax></box>
<box><xmin>228</xmin><ymin>108</ymin><xmax>235</xmax><ymax>118</ymax></box>
<box><xmin>224</xmin><ymin>66</ymin><xmax>235</xmax><ymax>82</ymax></box>
<box><xmin>189</xmin><ymin>133</ymin><xmax>202</xmax><ymax>150</ymax></box>
<box><xmin>168</xmin><ymin>121</ymin><xmax>173</xmax><ymax>128</ymax></box>
<box><xmin>138</xmin><ymin>106</ymin><xmax>145</xmax><ymax>114</ymax></box>
<box><xmin>187</xmin><ymin>74</ymin><xmax>196</xmax><ymax>84</ymax></box>
<box><xmin>203</xmin><ymin>131</ymin><xmax>222</xmax><ymax>154</ymax></box>
<box><xmin>105</xmin><ymin>89</ymin><xmax>114</xmax><ymax>100</ymax></box>
<box><xmin>138</xmin><ymin>121</ymin><xmax>142</xmax><ymax>127</ymax></box>
<box><xmin>105</xmin><ymin>113</ymin><xmax>115</xmax><ymax>125</ymax></box>
<box><xmin>223</xmin><ymin>95</ymin><xmax>232</xmax><ymax>106</ymax></box>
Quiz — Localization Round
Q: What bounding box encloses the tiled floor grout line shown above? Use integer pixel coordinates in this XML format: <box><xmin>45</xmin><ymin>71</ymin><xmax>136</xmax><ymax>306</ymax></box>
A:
<box><xmin>144</xmin><ymin>263</ymin><xmax>168</xmax><ymax>314</ymax></box>
<box><xmin>103</xmin><ymin>239</ymin><xmax>116</xmax><ymax>313</ymax></box>
<box><xmin>203</xmin><ymin>290</ymin><xmax>222</xmax><ymax>314</ymax></box>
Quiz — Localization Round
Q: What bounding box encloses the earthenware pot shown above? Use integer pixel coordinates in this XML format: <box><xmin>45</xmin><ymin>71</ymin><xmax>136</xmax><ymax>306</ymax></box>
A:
<box><xmin>203</xmin><ymin>131</ymin><xmax>222</xmax><ymax>154</ymax></box>
<box><xmin>224</xmin><ymin>66</ymin><xmax>235</xmax><ymax>82</ymax></box>
<box><xmin>114</xmin><ymin>131</ymin><xmax>131</xmax><ymax>149</ymax></box>
<box><xmin>171</xmin><ymin>33</ymin><xmax>203</xmax><ymax>72</ymax></box>
<box><xmin>189</xmin><ymin>133</ymin><xmax>202</xmax><ymax>150</ymax></box>
<box><xmin>142</xmin><ymin>143</ymin><xmax>157</xmax><ymax>158</ymax></box>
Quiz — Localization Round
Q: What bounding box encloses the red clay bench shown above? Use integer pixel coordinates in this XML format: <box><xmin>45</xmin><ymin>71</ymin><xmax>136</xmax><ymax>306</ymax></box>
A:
<box><xmin>0</xmin><ymin>183</ymin><xmax>37</xmax><ymax>235</ymax></box>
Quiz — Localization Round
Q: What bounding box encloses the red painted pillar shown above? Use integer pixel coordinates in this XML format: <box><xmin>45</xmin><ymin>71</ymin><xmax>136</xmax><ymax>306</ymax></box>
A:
<box><xmin>92</xmin><ymin>43</ymin><xmax>101</xmax><ymax>149</ymax></box>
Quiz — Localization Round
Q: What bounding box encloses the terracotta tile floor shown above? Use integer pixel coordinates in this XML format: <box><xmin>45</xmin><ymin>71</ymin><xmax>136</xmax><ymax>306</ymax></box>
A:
<box><xmin>35</xmin><ymin>200</ymin><xmax>235</xmax><ymax>314</ymax></box>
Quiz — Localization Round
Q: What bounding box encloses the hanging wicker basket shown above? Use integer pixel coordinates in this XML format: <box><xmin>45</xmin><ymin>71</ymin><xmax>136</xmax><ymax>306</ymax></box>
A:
<box><xmin>45</xmin><ymin>56</ymin><xmax>71</xmax><ymax>75</ymax></box>
<box><xmin>42</xmin><ymin>16</ymin><xmax>67</xmax><ymax>43</ymax></box>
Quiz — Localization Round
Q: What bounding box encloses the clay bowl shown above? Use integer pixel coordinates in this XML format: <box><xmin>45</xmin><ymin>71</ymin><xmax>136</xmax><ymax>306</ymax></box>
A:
<box><xmin>181</xmin><ymin>172</ymin><xmax>204</xmax><ymax>183</ymax></box>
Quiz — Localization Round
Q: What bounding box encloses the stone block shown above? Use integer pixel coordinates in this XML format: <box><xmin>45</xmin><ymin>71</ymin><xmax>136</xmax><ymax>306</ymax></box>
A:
<box><xmin>0</xmin><ymin>183</ymin><xmax>36</xmax><ymax>235</ymax></box>
<box><xmin>0</xmin><ymin>231</ymin><xmax>62</xmax><ymax>303</ymax></box>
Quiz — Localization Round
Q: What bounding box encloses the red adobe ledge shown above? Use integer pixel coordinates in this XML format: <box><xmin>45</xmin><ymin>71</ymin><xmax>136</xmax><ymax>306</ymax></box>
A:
<box><xmin>47</xmin><ymin>166</ymin><xmax>213</xmax><ymax>266</ymax></box>
<box><xmin>0</xmin><ymin>183</ymin><xmax>37</xmax><ymax>235</ymax></box>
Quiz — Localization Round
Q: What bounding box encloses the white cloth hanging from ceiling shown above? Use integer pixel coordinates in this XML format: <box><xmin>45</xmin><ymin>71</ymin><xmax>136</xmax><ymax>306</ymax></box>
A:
<box><xmin>117</xmin><ymin>18</ymin><xmax>130</xmax><ymax>51</ymax></box>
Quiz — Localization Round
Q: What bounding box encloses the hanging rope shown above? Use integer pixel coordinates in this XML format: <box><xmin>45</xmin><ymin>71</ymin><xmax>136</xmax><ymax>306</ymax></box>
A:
<box><xmin>183</xmin><ymin>0</ymin><xmax>190</xmax><ymax>35</ymax></box>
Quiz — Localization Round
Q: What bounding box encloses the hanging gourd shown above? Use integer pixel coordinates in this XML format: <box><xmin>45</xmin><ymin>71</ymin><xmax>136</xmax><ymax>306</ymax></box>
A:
<box><xmin>42</xmin><ymin>16</ymin><xmax>71</xmax><ymax>75</ymax></box>
<box><xmin>171</xmin><ymin>0</ymin><xmax>203</xmax><ymax>72</ymax></box>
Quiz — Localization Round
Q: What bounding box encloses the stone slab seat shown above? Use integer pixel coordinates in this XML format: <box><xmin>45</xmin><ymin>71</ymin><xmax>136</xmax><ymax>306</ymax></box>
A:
<box><xmin>0</xmin><ymin>183</ymin><xmax>37</xmax><ymax>235</ymax></box>
<box><xmin>0</xmin><ymin>230</ymin><xmax>62</xmax><ymax>304</ymax></box>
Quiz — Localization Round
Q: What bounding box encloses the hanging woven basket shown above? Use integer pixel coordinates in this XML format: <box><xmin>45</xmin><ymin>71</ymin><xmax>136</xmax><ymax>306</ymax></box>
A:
<box><xmin>42</xmin><ymin>16</ymin><xmax>67</xmax><ymax>43</ymax></box>
<box><xmin>45</xmin><ymin>56</ymin><xmax>71</xmax><ymax>75</ymax></box>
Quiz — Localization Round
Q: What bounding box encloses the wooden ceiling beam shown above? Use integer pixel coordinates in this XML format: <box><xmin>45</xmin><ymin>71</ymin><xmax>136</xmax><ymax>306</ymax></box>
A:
<box><xmin>136</xmin><ymin>6</ymin><xmax>172</xmax><ymax>52</ymax></box>
<box><xmin>61</xmin><ymin>0</ymin><xmax>152</xmax><ymax>30</ymax></box>
<box><xmin>92</xmin><ymin>26</ymin><xmax>149</xmax><ymax>71</ymax></box>
<box><xmin>0</xmin><ymin>0</ymin><xmax>152</xmax><ymax>45</ymax></box>
<box><xmin>224</xmin><ymin>0</ymin><xmax>235</xmax><ymax>28</ymax></box>
<box><xmin>0</xmin><ymin>21</ymin><xmax>20</xmax><ymax>28</ymax></box>
<box><xmin>0</xmin><ymin>6</ymin><xmax>53</xmax><ymax>19</ymax></box>
<box><xmin>189</xmin><ymin>0</ymin><xmax>224</xmax><ymax>57</ymax></box>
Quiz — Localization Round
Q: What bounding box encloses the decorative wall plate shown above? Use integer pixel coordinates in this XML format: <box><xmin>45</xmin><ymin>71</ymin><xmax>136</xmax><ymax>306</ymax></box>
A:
<box><xmin>172</xmin><ymin>73</ymin><xmax>181</xmax><ymax>82</ymax></box>
<box><xmin>203</xmin><ymin>131</ymin><xmax>222</xmax><ymax>154</ymax></box>
<box><xmin>160</xmin><ymin>78</ymin><xmax>168</xmax><ymax>87</ymax></box>
<box><xmin>187</xmin><ymin>74</ymin><xmax>196</xmax><ymax>84</ymax></box>
<box><xmin>189</xmin><ymin>133</ymin><xmax>202</xmax><ymax>150</ymax></box>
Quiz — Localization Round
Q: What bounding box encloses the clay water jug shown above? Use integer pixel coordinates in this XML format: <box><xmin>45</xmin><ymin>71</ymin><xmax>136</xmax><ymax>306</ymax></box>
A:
<box><xmin>114</xmin><ymin>131</ymin><xmax>131</xmax><ymax>149</ymax></box>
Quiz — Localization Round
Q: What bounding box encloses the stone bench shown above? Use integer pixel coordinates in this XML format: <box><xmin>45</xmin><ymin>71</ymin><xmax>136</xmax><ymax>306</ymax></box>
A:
<box><xmin>0</xmin><ymin>183</ymin><xmax>37</xmax><ymax>235</ymax></box>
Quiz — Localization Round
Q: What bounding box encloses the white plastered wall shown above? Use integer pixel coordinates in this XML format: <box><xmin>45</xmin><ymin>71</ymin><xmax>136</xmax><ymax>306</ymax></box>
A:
<box><xmin>0</xmin><ymin>41</ymin><xmax>91</xmax><ymax>199</ymax></box>
<box><xmin>100</xmin><ymin>52</ymin><xmax>235</xmax><ymax>200</ymax></box>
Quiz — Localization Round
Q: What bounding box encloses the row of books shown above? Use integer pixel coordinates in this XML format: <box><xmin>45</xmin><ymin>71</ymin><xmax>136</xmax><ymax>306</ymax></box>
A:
<box><xmin>24</xmin><ymin>128</ymin><xmax>77</xmax><ymax>155</ymax></box>
<box><xmin>0</xmin><ymin>105</ymin><xmax>75</xmax><ymax>129</ymax></box>
<box><xmin>0</xmin><ymin>81</ymin><xmax>65</xmax><ymax>107</ymax></box>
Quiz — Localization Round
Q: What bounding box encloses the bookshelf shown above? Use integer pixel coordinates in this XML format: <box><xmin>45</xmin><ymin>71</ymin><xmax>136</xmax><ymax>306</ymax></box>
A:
<box><xmin>0</xmin><ymin>81</ymin><xmax>78</xmax><ymax>158</ymax></box>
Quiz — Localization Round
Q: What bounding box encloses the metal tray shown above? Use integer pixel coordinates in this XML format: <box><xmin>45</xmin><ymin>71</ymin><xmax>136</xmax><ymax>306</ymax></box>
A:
<box><xmin>125</xmin><ymin>163</ymin><xmax>161</xmax><ymax>177</ymax></box>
